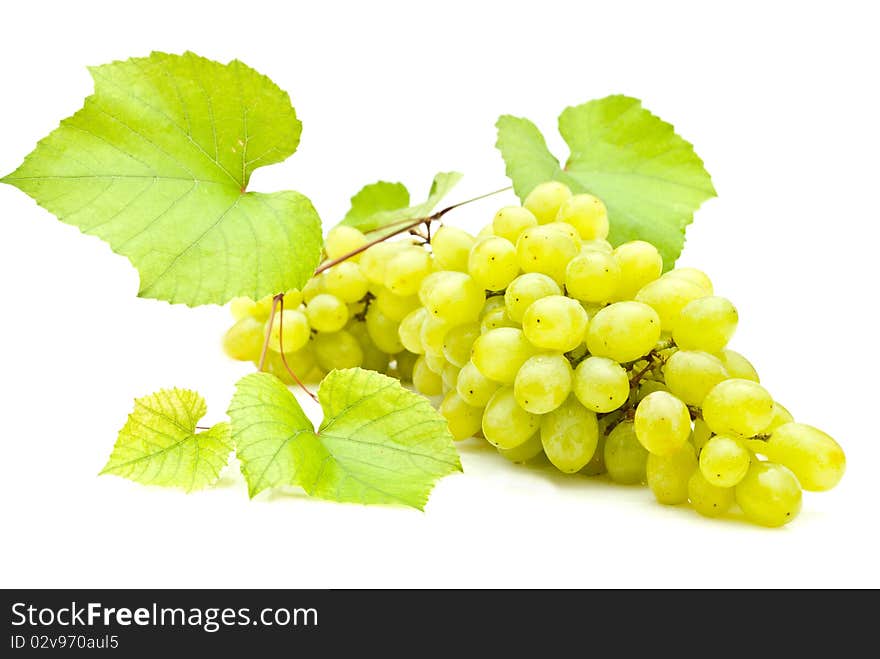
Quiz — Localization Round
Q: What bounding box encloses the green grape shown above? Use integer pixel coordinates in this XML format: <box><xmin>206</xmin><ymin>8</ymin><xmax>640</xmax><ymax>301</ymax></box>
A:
<box><xmin>585</xmin><ymin>301</ymin><xmax>661</xmax><ymax>363</ymax></box>
<box><xmin>442</xmin><ymin>322</ymin><xmax>481</xmax><ymax>368</ymax></box>
<box><xmin>420</xmin><ymin>316</ymin><xmax>450</xmax><ymax>354</ymax></box>
<box><xmin>765</xmin><ymin>423</ymin><xmax>846</xmax><ymax>491</ymax></box>
<box><xmin>516</xmin><ymin>225</ymin><xmax>579</xmax><ymax>285</ymax></box>
<box><xmin>514</xmin><ymin>354</ymin><xmax>573</xmax><ymax>414</ymax></box>
<box><xmin>555</xmin><ymin>193</ymin><xmax>609</xmax><ymax>240</ymax></box>
<box><xmin>504</xmin><ymin>273</ymin><xmax>561</xmax><ymax>322</ymax></box>
<box><xmin>521</xmin><ymin>295</ymin><xmax>589</xmax><ymax>352</ymax></box>
<box><xmin>480</xmin><ymin>307</ymin><xmax>519</xmax><ymax>333</ymax></box>
<box><xmin>323</xmin><ymin>261</ymin><xmax>369</xmax><ymax>303</ymax></box>
<box><xmin>325</xmin><ymin>225</ymin><xmax>368</xmax><ymax>261</ymax></box>
<box><xmin>365</xmin><ymin>305</ymin><xmax>404</xmax><ymax>354</ymax></box>
<box><xmin>412</xmin><ymin>355</ymin><xmax>443</xmax><ymax>396</ymax></box>
<box><xmin>647</xmin><ymin>443</ymin><xmax>698</xmax><ymax>505</ymax></box>
<box><xmin>284</xmin><ymin>288</ymin><xmax>304</xmax><ymax>309</ymax></box>
<box><xmin>440</xmin><ymin>391</ymin><xmax>483</xmax><ymax>441</ymax></box>
<box><xmin>540</xmin><ymin>396</ymin><xmax>599</xmax><ymax>473</ymax></box>
<box><xmin>480</xmin><ymin>294</ymin><xmax>508</xmax><ymax>317</ymax></box>
<box><xmin>312</xmin><ymin>330</ymin><xmax>364</xmax><ymax>371</ymax></box>
<box><xmin>699</xmin><ymin>435</ymin><xmax>751</xmax><ymax>487</ymax></box>
<box><xmin>261</xmin><ymin>346</ymin><xmax>317</xmax><ymax>385</ymax></box>
<box><xmin>306</xmin><ymin>293</ymin><xmax>349</xmax><ymax>332</ymax></box>
<box><xmin>360</xmin><ymin>241</ymin><xmax>407</xmax><ymax>285</ymax></box>
<box><xmin>492</xmin><ymin>206</ymin><xmax>539</xmax><ymax>243</ymax></box>
<box><xmin>673</xmin><ymin>296</ymin><xmax>738</xmax><ymax>352</ymax></box>
<box><xmin>423</xmin><ymin>272</ymin><xmax>485</xmax><ymax>325</ymax></box>
<box><xmin>580</xmin><ymin>239</ymin><xmax>614</xmax><ymax>254</ymax></box>
<box><xmin>222</xmin><ymin>317</ymin><xmax>265</xmax><ymax>361</ymax></box>
<box><xmin>688</xmin><ymin>470</ymin><xmax>734</xmax><ymax>517</ymax></box>
<box><xmin>691</xmin><ymin>417</ymin><xmax>713</xmax><ymax>457</ymax></box>
<box><xmin>441</xmin><ymin>363</ymin><xmax>460</xmax><ymax>393</ymax></box>
<box><xmin>702</xmin><ymin>379</ymin><xmax>774</xmax><ymax>437</ymax></box>
<box><xmin>635</xmin><ymin>378</ymin><xmax>668</xmax><ymax>403</ymax></box>
<box><xmin>498</xmin><ymin>432</ymin><xmax>544</xmax><ymax>463</ymax></box>
<box><xmin>432</xmin><ymin>226</ymin><xmax>476</xmax><ymax>272</ymax></box>
<box><xmin>735</xmin><ymin>462</ymin><xmax>802</xmax><ymax>527</ymax></box>
<box><xmin>634</xmin><ymin>391</ymin><xmax>692</xmax><ymax>456</ymax></box>
<box><xmin>229</xmin><ymin>296</ymin><xmax>259</xmax><ymax>320</ymax></box>
<box><xmin>663</xmin><ymin>350</ymin><xmax>729</xmax><ymax>406</ymax></box>
<box><xmin>399</xmin><ymin>307</ymin><xmax>427</xmax><ymax>354</ymax></box>
<box><xmin>604</xmin><ymin>421</ymin><xmax>649</xmax><ymax>484</ymax></box>
<box><xmin>663</xmin><ymin>267</ymin><xmax>713</xmax><ymax>296</ymax></box>
<box><xmin>544</xmin><ymin>221</ymin><xmax>582</xmax><ymax>243</ymax></box>
<box><xmin>634</xmin><ymin>276</ymin><xmax>706</xmax><ymax>332</ymax></box>
<box><xmin>565</xmin><ymin>251</ymin><xmax>621</xmax><ymax>304</ymax></box>
<box><xmin>580</xmin><ymin>426</ymin><xmax>607</xmax><ymax>476</ymax></box>
<box><xmin>384</xmin><ymin>247</ymin><xmax>432</xmax><ymax>297</ymax></box>
<box><xmin>424</xmin><ymin>350</ymin><xmax>449</xmax><ymax>375</ymax></box>
<box><xmin>572</xmin><ymin>356</ymin><xmax>629</xmax><ymax>413</ymax></box>
<box><xmin>348</xmin><ymin>320</ymin><xmax>390</xmax><ymax>373</ymax></box>
<box><xmin>374</xmin><ymin>287</ymin><xmax>420</xmax><ymax>321</ymax></box>
<box><xmin>394</xmin><ymin>350</ymin><xmax>418</xmax><ymax>382</ymax></box>
<box><xmin>456</xmin><ymin>361</ymin><xmax>500</xmax><ymax>407</ymax></box>
<box><xmin>347</xmin><ymin>299</ymin><xmax>367</xmax><ymax>317</ymax></box>
<box><xmin>302</xmin><ymin>275</ymin><xmax>326</xmax><ymax>303</ymax></box>
<box><xmin>251</xmin><ymin>294</ymin><xmax>278</xmax><ymax>320</ymax></box>
<box><xmin>523</xmin><ymin>181</ymin><xmax>572</xmax><ymax>223</ymax></box>
<box><xmin>765</xmin><ymin>402</ymin><xmax>794</xmax><ymax>433</ymax></box>
<box><xmin>471</xmin><ymin>328</ymin><xmax>536</xmax><ymax>384</ymax></box>
<box><xmin>482</xmin><ymin>386</ymin><xmax>541</xmax><ymax>449</ymax></box>
<box><xmin>267</xmin><ymin>309</ymin><xmax>310</xmax><ymax>353</ymax></box>
<box><xmin>716</xmin><ymin>349</ymin><xmax>759</xmax><ymax>382</ymax></box>
<box><xmin>612</xmin><ymin>240</ymin><xmax>663</xmax><ymax>300</ymax></box>
<box><xmin>468</xmin><ymin>236</ymin><xmax>520</xmax><ymax>291</ymax></box>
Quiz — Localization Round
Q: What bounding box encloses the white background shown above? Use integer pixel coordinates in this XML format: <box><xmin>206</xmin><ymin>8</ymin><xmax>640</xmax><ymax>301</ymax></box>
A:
<box><xmin>1</xmin><ymin>0</ymin><xmax>878</xmax><ymax>588</ymax></box>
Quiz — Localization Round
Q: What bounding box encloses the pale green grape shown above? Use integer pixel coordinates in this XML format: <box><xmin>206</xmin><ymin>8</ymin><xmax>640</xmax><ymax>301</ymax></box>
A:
<box><xmin>687</xmin><ymin>470</ymin><xmax>734</xmax><ymax>517</ymax></box>
<box><xmin>673</xmin><ymin>296</ymin><xmax>738</xmax><ymax>352</ymax></box>
<box><xmin>441</xmin><ymin>363</ymin><xmax>460</xmax><ymax>392</ymax></box>
<box><xmin>555</xmin><ymin>193</ymin><xmax>609</xmax><ymax>240</ymax></box>
<box><xmin>647</xmin><ymin>443</ymin><xmax>698</xmax><ymax>504</ymax></box>
<box><xmin>634</xmin><ymin>276</ymin><xmax>706</xmax><ymax>332</ymax></box>
<box><xmin>492</xmin><ymin>206</ymin><xmax>538</xmax><ymax>243</ymax></box>
<box><xmin>423</xmin><ymin>272</ymin><xmax>485</xmax><ymax>325</ymax></box>
<box><xmin>765</xmin><ymin>402</ymin><xmax>794</xmax><ymax>433</ymax></box>
<box><xmin>540</xmin><ymin>396</ymin><xmax>599</xmax><ymax>473</ymax></box>
<box><xmin>604</xmin><ymin>421</ymin><xmax>649</xmax><ymax>484</ymax></box>
<box><xmin>360</xmin><ymin>241</ymin><xmax>408</xmax><ymax>285</ymax></box>
<box><xmin>468</xmin><ymin>236</ymin><xmax>519</xmax><ymax>291</ymax></box>
<box><xmin>482</xmin><ymin>386</ymin><xmax>542</xmax><ymax>449</ymax></box>
<box><xmin>312</xmin><ymin>329</ymin><xmax>364</xmax><ymax>371</ymax></box>
<box><xmin>456</xmin><ymin>361</ymin><xmax>500</xmax><ymax>407</ymax></box>
<box><xmin>585</xmin><ymin>301</ymin><xmax>661</xmax><ymax>363</ymax></box>
<box><xmin>635</xmin><ymin>378</ymin><xmax>668</xmax><ymax>403</ymax></box>
<box><xmin>324</xmin><ymin>225</ymin><xmax>368</xmax><ymax>261</ymax></box>
<box><xmin>498</xmin><ymin>432</ymin><xmax>544</xmax><ymax>463</ymax></box>
<box><xmin>699</xmin><ymin>435</ymin><xmax>751</xmax><ymax>487</ymax></box>
<box><xmin>347</xmin><ymin>321</ymin><xmax>390</xmax><ymax>373</ymax></box>
<box><xmin>514</xmin><ymin>354</ymin><xmax>573</xmax><ymax>414</ymax></box>
<box><xmin>504</xmin><ymin>273</ymin><xmax>561</xmax><ymax>322</ymax></box>
<box><xmin>302</xmin><ymin>275</ymin><xmax>326</xmax><ymax>304</ymax></box>
<box><xmin>305</xmin><ymin>293</ymin><xmax>348</xmax><ymax>332</ymax></box>
<box><xmin>663</xmin><ymin>267</ymin><xmax>713</xmax><ymax>296</ymax></box>
<box><xmin>424</xmin><ymin>350</ymin><xmax>448</xmax><ymax>375</ymax></box>
<box><xmin>261</xmin><ymin>346</ymin><xmax>317</xmax><ymax>385</ymax></box>
<box><xmin>663</xmin><ymin>350</ymin><xmax>729</xmax><ymax>406</ymax></box>
<box><xmin>573</xmin><ymin>356</ymin><xmax>629</xmax><ymax>413</ymax></box>
<box><xmin>442</xmin><ymin>322</ymin><xmax>481</xmax><ymax>368</ymax></box>
<box><xmin>251</xmin><ymin>294</ymin><xmax>279</xmax><ymax>320</ymax></box>
<box><xmin>412</xmin><ymin>355</ymin><xmax>443</xmax><ymax>396</ymax></box>
<box><xmin>716</xmin><ymin>349</ymin><xmax>759</xmax><ymax>382</ymax></box>
<box><xmin>432</xmin><ymin>225</ymin><xmax>476</xmax><ymax>272</ymax></box>
<box><xmin>384</xmin><ymin>247</ymin><xmax>432</xmax><ymax>297</ymax></box>
<box><xmin>374</xmin><ymin>287</ymin><xmax>420</xmax><ymax>321</ymax></box>
<box><xmin>765</xmin><ymin>423</ymin><xmax>846</xmax><ymax>491</ymax></box>
<box><xmin>323</xmin><ymin>262</ymin><xmax>369</xmax><ymax>303</ymax></box>
<box><xmin>480</xmin><ymin>307</ymin><xmax>519</xmax><ymax>333</ymax></box>
<box><xmin>565</xmin><ymin>251</ymin><xmax>621</xmax><ymax>304</ymax></box>
<box><xmin>612</xmin><ymin>240</ymin><xmax>663</xmax><ymax>300</ymax></box>
<box><xmin>735</xmin><ymin>462</ymin><xmax>802</xmax><ymax>527</ymax></box>
<box><xmin>223</xmin><ymin>317</ymin><xmax>265</xmax><ymax>361</ymax></box>
<box><xmin>419</xmin><ymin>316</ymin><xmax>450</xmax><ymax>354</ymax></box>
<box><xmin>543</xmin><ymin>221</ymin><xmax>582</xmax><ymax>243</ymax></box>
<box><xmin>471</xmin><ymin>328</ymin><xmax>536</xmax><ymax>384</ymax></box>
<box><xmin>440</xmin><ymin>391</ymin><xmax>483</xmax><ymax>441</ymax></box>
<box><xmin>365</xmin><ymin>305</ymin><xmax>404</xmax><ymax>354</ymax></box>
<box><xmin>702</xmin><ymin>379</ymin><xmax>774</xmax><ymax>437</ymax></box>
<box><xmin>521</xmin><ymin>295</ymin><xmax>589</xmax><ymax>352</ymax></box>
<box><xmin>267</xmin><ymin>309</ymin><xmax>311</xmax><ymax>353</ymax></box>
<box><xmin>399</xmin><ymin>307</ymin><xmax>427</xmax><ymax>354</ymax></box>
<box><xmin>691</xmin><ymin>417</ymin><xmax>713</xmax><ymax>457</ymax></box>
<box><xmin>634</xmin><ymin>391</ymin><xmax>692</xmax><ymax>456</ymax></box>
<box><xmin>516</xmin><ymin>225</ymin><xmax>579</xmax><ymax>285</ymax></box>
<box><xmin>394</xmin><ymin>350</ymin><xmax>418</xmax><ymax>382</ymax></box>
<box><xmin>480</xmin><ymin>295</ymin><xmax>507</xmax><ymax>317</ymax></box>
<box><xmin>230</xmin><ymin>296</ymin><xmax>259</xmax><ymax>320</ymax></box>
<box><xmin>580</xmin><ymin>239</ymin><xmax>614</xmax><ymax>254</ymax></box>
<box><xmin>580</xmin><ymin>426</ymin><xmax>607</xmax><ymax>476</ymax></box>
<box><xmin>523</xmin><ymin>181</ymin><xmax>572</xmax><ymax>223</ymax></box>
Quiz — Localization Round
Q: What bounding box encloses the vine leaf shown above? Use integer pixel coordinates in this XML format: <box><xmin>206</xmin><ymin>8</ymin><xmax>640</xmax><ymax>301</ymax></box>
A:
<box><xmin>1</xmin><ymin>51</ymin><xmax>322</xmax><ymax>307</ymax></box>
<box><xmin>228</xmin><ymin>370</ymin><xmax>461</xmax><ymax>509</ymax></box>
<box><xmin>101</xmin><ymin>389</ymin><xmax>232</xmax><ymax>492</ymax></box>
<box><xmin>496</xmin><ymin>95</ymin><xmax>716</xmax><ymax>268</ymax></box>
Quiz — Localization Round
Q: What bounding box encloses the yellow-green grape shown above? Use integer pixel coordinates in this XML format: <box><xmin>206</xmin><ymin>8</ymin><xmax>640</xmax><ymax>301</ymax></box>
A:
<box><xmin>555</xmin><ymin>193</ymin><xmax>609</xmax><ymax>240</ymax></box>
<box><xmin>699</xmin><ymin>435</ymin><xmax>751</xmax><ymax>487</ymax></box>
<box><xmin>634</xmin><ymin>276</ymin><xmax>706</xmax><ymax>333</ymax></box>
<box><xmin>581</xmin><ymin>426</ymin><xmax>607</xmax><ymax>476</ymax></box>
<box><xmin>604</xmin><ymin>421</ymin><xmax>649</xmax><ymax>484</ymax></box>
<box><xmin>493</xmin><ymin>206</ymin><xmax>539</xmax><ymax>243</ymax></box>
<box><xmin>360</xmin><ymin>241</ymin><xmax>406</xmax><ymax>285</ymax></box>
<box><xmin>412</xmin><ymin>355</ymin><xmax>443</xmax><ymax>396</ymax></box>
<box><xmin>612</xmin><ymin>240</ymin><xmax>663</xmax><ymax>300</ymax></box>
<box><xmin>441</xmin><ymin>363</ymin><xmax>460</xmax><ymax>392</ymax></box>
<box><xmin>266</xmin><ymin>310</ymin><xmax>310</xmax><ymax>353</ymax></box>
<box><xmin>480</xmin><ymin>294</ymin><xmax>507</xmax><ymax>317</ymax></box>
<box><xmin>523</xmin><ymin>181</ymin><xmax>572</xmax><ymax>223</ymax></box>
<box><xmin>395</xmin><ymin>351</ymin><xmax>418</xmax><ymax>382</ymax></box>
<box><xmin>687</xmin><ymin>470</ymin><xmax>734</xmax><ymax>517</ymax></box>
<box><xmin>283</xmin><ymin>288</ymin><xmax>303</xmax><ymax>309</ymax></box>
<box><xmin>424</xmin><ymin>350</ymin><xmax>448</xmax><ymax>375</ymax></box>
<box><xmin>348</xmin><ymin>321</ymin><xmax>390</xmax><ymax>373</ymax></box>
<box><xmin>764</xmin><ymin>423</ymin><xmax>845</xmax><ymax>491</ymax></box>
<box><xmin>312</xmin><ymin>330</ymin><xmax>364</xmax><ymax>371</ymax></box>
<box><xmin>663</xmin><ymin>267</ymin><xmax>713</xmax><ymax>296</ymax></box>
<box><xmin>432</xmin><ymin>226</ymin><xmax>476</xmax><ymax>272</ymax></box>
<box><xmin>543</xmin><ymin>221</ymin><xmax>582</xmax><ymax>243</ymax></box>
<box><xmin>765</xmin><ymin>402</ymin><xmax>795</xmax><ymax>433</ymax></box>
<box><xmin>306</xmin><ymin>293</ymin><xmax>348</xmax><ymax>332</ymax></box>
<box><xmin>498</xmin><ymin>432</ymin><xmax>544</xmax><ymax>463</ymax></box>
<box><xmin>373</xmin><ymin>288</ymin><xmax>420</xmax><ymax>321</ymax></box>
<box><xmin>423</xmin><ymin>272</ymin><xmax>485</xmax><ymax>325</ymax></box>
<box><xmin>325</xmin><ymin>225</ymin><xmax>368</xmax><ymax>261</ymax></box>
<box><xmin>735</xmin><ymin>462</ymin><xmax>802</xmax><ymax>527</ymax></box>
<box><xmin>480</xmin><ymin>307</ymin><xmax>519</xmax><ymax>333</ymax></box>
<box><xmin>323</xmin><ymin>262</ymin><xmax>369</xmax><ymax>303</ymax></box>
<box><xmin>514</xmin><ymin>354</ymin><xmax>573</xmax><ymax>414</ymax></box>
<box><xmin>634</xmin><ymin>391</ymin><xmax>692</xmax><ymax>456</ymax></box>
<box><xmin>384</xmin><ymin>247</ymin><xmax>432</xmax><ymax>297</ymax></box>
<box><xmin>647</xmin><ymin>443</ymin><xmax>698</xmax><ymax>505</ymax></box>
<box><xmin>692</xmin><ymin>417</ymin><xmax>713</xmax><ymax>457</ymax></box>
<box><xmin>516</xmin><ymin>225</ymin><xmax>579</xmax><ymax>285</ymax></box>
<box><xmin>229</xmin><ymin>296</ymin><xmax>259</xmax><ymax>320</ymax></box>
<box><xmin>673</xmin><ymin>296</ymin><xmax>738</xmax><ymax>352</ymax></box>
<box><xmin>540</xmin><ymin>396</ymin><xmax>599</xmax><ymax>473</ymax></box>
<box><xmin>399</xmin><ymin>307</ymin><xmax>427</xmax><ymax>354</ymax></box>
<box><xmin>365</xmin><ymin>305</ymin><xmax>404</xmax><ymax>354</ymax></box>
<box><xmin>471</xmin><ymin>328</ymin><xmax>536</xmax><ymax>384</ymax></box>
<box><xmin>261</xmin><ymin>346</ymin><xmax>316</xmax><ymax>385</ymax></box>
<box><xmin>440</xmin><ymin>391</ymin><xmax>483</xmax><ymax>441</ymax></box>
<box><xmin>573</xmin><ymin>356</ymin><xmax>629</xmax><ymax>413</ymax></box>
<box><xmin>716</xmin><ymin>349</ymin><xmax>759</xmax><ymax>382</ymax></box>
<box><xmin>702</xmin><ymin>379</ymin><xmax>774</xmax><ymax>437</ymax></box>
<box><xmin>420</xmin><ymin>316</ymin><xmax>450</xmax><ymax>354</ymax></box>
<box><xmin>521</xmin><ymin>295</ymin><xmax>589</xmax><ymax>352</ymax></box>
<box><xmin>302</xmin><ymin>276</ymin><xmax>326</xmax><ymax>304</ymax></box>
<box><xmin>482</xmin><ymin>386</ymin><xmax>541</xmax><ymax>449</ymax></box>
<box><xmin>419</xmin><ymin>270</ymin><xmax>459</xmax><ymax>307</ymax></box>
<box><xmin>468</xmin><ymin>236</ymin><xmax>519</xmax><ymax>291</ymax></box>
<box><xmin>585</xmin><ymin>301</ymin><xmax>661</xmax><ymax>363</ymax></box>
<box><xmin>565</xmin><ymin>251</ymin><xmax>621</xmax><ymax>304</ymax></box>
<box><xmin>663</xmin><ymin>350</ymin><xmax>729</xmax><ymax>406</ymax></box>
<box><xmin>504</xmin><ymin>273</ymin><xmax>561</xmax><ymax>322</ymax></box>
<box><xmin>456</xmin><ymin>361</ymin><xmax>500</xmax><ymax>407</ymax></box>
<box><xmin>442</xmin><ymin>322</ymin><xmax>481</xmax><ymax>368</ymax></box>
<box><xmin>580</xmin><ymin>239</ymin><xmax>614</xmax><ymax>254</ymax></box>
<box><xmin>635</xmin><ymin>378</ymin><xmax>668</xmax><ymax>403</ymax></box>
<box><xmin>222</xmin><ymin>317</ymin><xmax>265</xmax><ymax>361</ymax></box>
